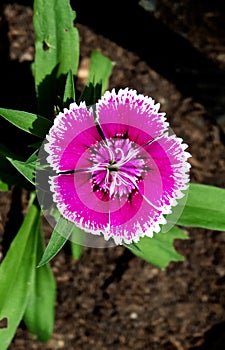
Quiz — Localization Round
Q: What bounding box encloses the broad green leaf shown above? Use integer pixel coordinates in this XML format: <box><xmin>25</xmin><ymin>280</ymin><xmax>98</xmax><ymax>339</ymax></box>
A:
<box><xmin>7</xmin><ymin>157</ymin><xmax>36</xmax><ymax>186</ymax></box>
<box><xmin>23</xmin><ymin>218</ymin><xmax>56</xmax><ymax>342</ymax></box>
<box><xmin>177</xmin><ymin>183</ymin><xmax>225</xmax><ymax>231</ymax></box>
<box><xmin>71</xmin><ymin>242</ymin><xmax>83</xmax><ymax>260</ymax></box>
<box><xmin>127</xmin><ymin>226</ymin><xmax>188</xmax><ymax>269</ymax></box>
<box><xmin>123</xmin><ymin>242</ymin><xmax>142</xmax><ymax>253</ymax></box>
<box><xmin>63</xmin><ymin>69</ymin><xmax>75</xmax><ymax>107</ymax></box>
<box><xmin>0</xmin><ymin>108</ymin><xmax>52</xmax><ymax>138</ymax></box>
<box><xmin>0</xmin><ymin>196</ymin><xmax>39</xmax><ymax>350</ymax></box>
<box><xmin>33</xmin><ymin>0</ymin><xmax>79</xmax><ymax>116</ymax></box>
<box><xmin>79</xmin><ymin>50</ymin><xmax>113</xmax><ymax>105</ymax></box>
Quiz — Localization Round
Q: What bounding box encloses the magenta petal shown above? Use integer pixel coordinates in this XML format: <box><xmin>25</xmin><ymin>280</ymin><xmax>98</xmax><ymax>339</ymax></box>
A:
<box><xmin>50</xmin><ymin>173</ymin><xmax>144</xmax><ymax>244</ymax></box>
<box><xmin>50</xmin><ymin>171</ymin><xmax>165</xmax><ymax>244</ymax></box>
<box><xmin>104</xmin><ymin>190</ymin><xmax>166</xmax><ymax>244</ymax></box>
<box><xmin>96</xmin><ymin>88</ymin><xmax>168</xmax><ymax>141</ymax></box>
<box><xmin>50</xmin><ymin>171</ymin><xmax>141</xmax><ymax>240</ymax></box>
<box><xmin>45</xmin><ymin>102</ymin><xmax>101</xmax><ymax>172</ymax></box>
<box><xmin>50</xmin><ymin>174</ymin><xmax>110</xmax><ymax>233</ymax></box>
<box><xmin>144</xmin><ymin>133</ymin><xmax>190</xmax><ymax>210</ymax></box>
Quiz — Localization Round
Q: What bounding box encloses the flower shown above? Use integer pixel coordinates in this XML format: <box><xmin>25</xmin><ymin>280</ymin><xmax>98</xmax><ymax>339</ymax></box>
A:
<box><xmin>44</xmin><ymin>88</ymin><xmax>191</xmax><ymax>245</ymax></box>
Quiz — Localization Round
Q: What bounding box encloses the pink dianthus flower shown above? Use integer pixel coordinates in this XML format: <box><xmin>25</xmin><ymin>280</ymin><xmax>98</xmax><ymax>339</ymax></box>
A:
<box><xmin>45</xmin><ymin>88</ymin><xmax>190</xmax><ymax>245</ymax></box>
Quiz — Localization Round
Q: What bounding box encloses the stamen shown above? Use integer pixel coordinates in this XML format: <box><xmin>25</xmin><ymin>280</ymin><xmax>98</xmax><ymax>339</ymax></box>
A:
<box><xmin>89</xmin><ymin>138</ymin><xmax>149</xmax><ymax>199</ymax></box>
<box><xmin>115</xmin><ymin>147</ymin><xmax>125</xmax><ymax>161</ymax></box>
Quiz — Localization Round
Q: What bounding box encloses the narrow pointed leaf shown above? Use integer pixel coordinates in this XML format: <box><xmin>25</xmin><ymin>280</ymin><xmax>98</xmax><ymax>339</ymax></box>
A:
<box><xmin>0</xmin><ymin>197</ymin><xmax>39</xmax><ymax>350</ymax></box>
<box><xmin>23</xmin><ymin>219</ymin><xmax>56</xmax><ymax>342</ymax></box>
<box><xmin>38</xmin><ymin>212</ymin><xmax>87</xmax><ymax>266</ymax></box>
<box><xmin>37</xmin><ymin>231</ymin><xmax>68</xmax><ymax>267</ymax></box>
<box><xmin>0</xmin><ymin>155</ymin><xmax>33</xmax><ymax>190</ymax></box>
<box><xmin>71</xmin><ymin>242</ymin><xmax>83</xmax><ymax>260</ymax></box>
<box><xmin>7</xmin><ymin>157</ymin><xmax>36</xmax><ymax>186</ymax></box>
<box><xmin>26</xmin><ymin>150</ymin><xmax>38</xmax><ymax>164</ymax></box>
<box><xmin>38</xmin><ymin>214</ymin><xmax>73</xmax><ymax>267</ymax></box>
<box><xmin>0</xmin><ymin>108</ymin><xmax>52</xmax><ymax>138</ymax></box>
<box><xmin>63</xmin><ymin>69</ymin><xmax>75</xmax><ymax>107</ymax></box>
<box><xmin>127</xmin><ymin>226</ymin><xmax>188</xmax><ymax>269</ymax></box>
<box><xmin>87</xmin><ymin>50</ymin><xmax>113</xmax><ymax>94</ymax></box>
<box><xmin>177</xmin><ymin>183</ymin><xmax>225</xmax><ymax>231</ymax></box>
<box><xmin>79</xmin><ymin>50</ymin><xmax>113</xmax><ymax>104</ymax></box>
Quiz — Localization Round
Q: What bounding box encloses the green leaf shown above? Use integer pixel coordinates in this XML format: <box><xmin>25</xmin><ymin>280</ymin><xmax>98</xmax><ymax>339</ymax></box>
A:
<box><xmin>0</xmin><ymin>180</ymin><xmax>9</xmax><ymax>191</ymax></box>
<box><xmin>26</xmin><ymin>150</ymin><xmax>38</xmax><ymax>164</ymax></box>
<box><xmin>0</xmin><ymin>155</ymin><xmax>33</xmax><ymax>190</ymax></box>
<box><xmin>87</xmin><ymin>51</ymin><xmax>113</xmax><ymax>94</ymax></box>
<box><xmin>23</xmin><ymin>218</ymin><xmax>56</xmax><ymax>342</ymax></box>
<box><xmin>0</xmin><ymin>196</ymin><xmax>39</xmax><ymax>350</ymax></box>
<box><xmin>127</xmin><ymin>226</ymin><xmax>188</xmax><ymax>269</ymax></box>
<box><xmin>33</xmin><ymin>0</ymin><xmax>79</xmax><ymax>116</ymax></box>
<box><xmin>71</xmin><ymin>242</ymin><xmax>83</xmax><ymax>260</ymax></box>
<box><xmin>7</xmin><ymin>157</ymin><xmax>36</xmax><ymax>186</ymax></box>
<box><xmin>79</xmin><ymin>50</ymin><xmax>113</xmax><ymax>105</ymax></box>
<box><xmin>37</xmin><ymin>231</ymin><xmax>68</xmax><ymax>267</ymax></box>
<box><xmin>38</xmin><ymin>212</ymin><xmax>86</xmax><ymax>266</ymax></box>
<box><xmin>0</xmin><ymin>145</ymin><xmax>37</xmax><ymax>190</ymax></box>
<box><xmin>0</xmin><ymin>108</ymin><xmax>52</xmax><ymax>138</ymax></box>
<box><xmin>177</xmin><ymin>183</ymin><xmax>225</xmax><ymax>231</ymax></box>
<box><xmin>123</xmin><ymin>242</ymin><xmax>142</xmax><ymax>253</ymax></box>
<box><xmin>37</xmin><ymin>214</ymin><xmax>72</xmax><ymax>267</ymax></box>
<box><xmin>63</xmin><ymin>69</ymin><xmax>75</xmax><ymax>107</ymax></box>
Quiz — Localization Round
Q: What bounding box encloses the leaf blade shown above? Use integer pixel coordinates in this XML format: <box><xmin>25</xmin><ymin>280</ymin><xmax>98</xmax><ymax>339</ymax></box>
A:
<box><xmin>0</xmin><ymin>198</ymin><xmax>39</xmax><ymax>350</ymax></box>
<box><xmin>79</xmin><ymin>50</ymin><xmax>113</xmax><ymax>105</ymax></box>
<box><xmin>87</xmin><ymin>50</ymin><xmax>113</xmax><ymax>94</ymax></box>
<box><xmin>63</xmin><ymin>69</ymin><xmax>75</xmax><ymax>107</ymax></box>
<box><xmin>6</xmin><ymin>157</ymin><xmax>36</xmax><ymax>186</ymax></box>
<box><xmin>126</xmin><ymin>226</ymin><xmax>188</xmax><ymax>269</ymax></box>
<box><xmin>0</xmin><ymin>108</ymin><xmax>52</xmax><ymax>138</ymax></box>
<box><xmin>23</xmin><ymin>219</ymin><xmax>56</xmax><ymax>342</ymax></box>
<box><xmin>38</xmin><ymin>212</ymin><xmax>87</xmax><ymax>266</ymax></box>
<box><xmin>37</xmin><ymin>213</ymin><xmax>73</xmax><ymax>267</ymax></box>
<box><xmin>70</xmin><ymin>241</ymin><xmax>83</xmax><ymax>260</ymax></box>
<box><xmin>0</xmin><ymin>180</ymin><xmax>8</xmax><ymax>191</ymax></box>
<box><xmin>33</xmin><ymin>0</ymin><xmax>79</xmax><ymax>115</ymax></box>
<box><xmin>177</xmin><ymin>183</ymin><xmax>225</xmax><ymax>231</ymax></box>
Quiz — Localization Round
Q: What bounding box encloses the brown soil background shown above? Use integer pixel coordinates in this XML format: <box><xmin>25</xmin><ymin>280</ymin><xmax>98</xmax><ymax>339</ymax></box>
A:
<box><xmin>1</xmin><ymin>1</ymin><xmax>225</xmax><ymax>349</ymax></box>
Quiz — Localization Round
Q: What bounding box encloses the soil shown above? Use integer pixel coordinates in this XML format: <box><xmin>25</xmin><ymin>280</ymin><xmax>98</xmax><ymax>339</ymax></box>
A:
<box><xmin>0</xmin><ymin>1</ymin><xmax>225</xmax><ymax>349</ymax></box>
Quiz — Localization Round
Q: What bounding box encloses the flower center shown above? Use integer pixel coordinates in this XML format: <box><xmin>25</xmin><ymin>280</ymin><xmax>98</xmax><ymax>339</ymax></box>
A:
<box><xmin>89</xmin><ymin>138</ymin><xmax>148</xmax><ymax>199</ymax></box>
